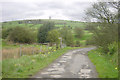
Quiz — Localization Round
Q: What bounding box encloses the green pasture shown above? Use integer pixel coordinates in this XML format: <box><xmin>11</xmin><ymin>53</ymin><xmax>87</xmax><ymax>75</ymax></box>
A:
<box><xmin>2</xmin><ymin>47</ymin><xmax>82</xmax><ymax>78</ymax></box>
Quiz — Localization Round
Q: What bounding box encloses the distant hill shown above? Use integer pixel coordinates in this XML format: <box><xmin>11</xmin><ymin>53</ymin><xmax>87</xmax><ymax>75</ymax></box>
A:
<box><xmin>2</xmin><ymin>19</ymin><xmax>86</xmax><ymax>29</ymax></box>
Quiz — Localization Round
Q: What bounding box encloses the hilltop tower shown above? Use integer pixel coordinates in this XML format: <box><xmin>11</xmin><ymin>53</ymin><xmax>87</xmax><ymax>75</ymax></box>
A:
<box><xmin>49</xmin><ymin>16</ymin><xmax>51</xmax><ymax>20</ymax></box>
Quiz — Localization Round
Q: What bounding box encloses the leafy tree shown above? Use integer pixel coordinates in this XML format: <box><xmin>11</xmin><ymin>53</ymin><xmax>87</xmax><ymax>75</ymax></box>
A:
<box><xmin>47</xmin><ymin>29</ymin><xmax>60</xmax><ymax>47</ymax></box>
<box><xmin>2</xmin><ymin>27</ymin><xmax>14</xmax><ymax>39</ymax></box>
<box><xmin>37</xmin><ymin>21</ymin><xmax>55</xmax><ymax>43</ymax></box>
<box><xmin>74</xmin><ymin>27</ymin><xmax>84</xmax><ymax>38</ymax></box>
<box><xmin>85</xmin><ymin>2</ymin><xmax>118</xmax><ymax>53</ymax></box>
<box><xmin>8</xmin><ymin>27</ymin><xmax>36</xmax><ymax>43</ymax></box>
<box><xmin>60</xmin><ymin>27</ymin><xmax>74</xmax><ymax>46</ymax></box>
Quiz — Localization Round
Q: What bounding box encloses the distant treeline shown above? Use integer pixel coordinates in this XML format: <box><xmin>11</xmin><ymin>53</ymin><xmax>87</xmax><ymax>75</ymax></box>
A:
<box><xmin>3</xmin><ymin>19</ymin><xmax>67</xmax><ymax>25</ymax></box>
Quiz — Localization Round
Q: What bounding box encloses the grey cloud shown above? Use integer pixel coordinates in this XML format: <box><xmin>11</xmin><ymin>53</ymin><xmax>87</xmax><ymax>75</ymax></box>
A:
<box><xmin>61</xmin><ymin>2</ymin><xmax>92</xmax><ymax>21</ymax></box>
<box><xmin>2</xmin><ymin>2</ymin><xmax>44</xmax><ymax>21</ymax></box>
<box><xmin>1</xmin><ymin>1</ymin><xmax>92</xmax><ymax>22</ymax></box>
<box><xmin>34</xmin><ymin>1</ymin><xmax>67</xmax><ymax>10</ymax></box>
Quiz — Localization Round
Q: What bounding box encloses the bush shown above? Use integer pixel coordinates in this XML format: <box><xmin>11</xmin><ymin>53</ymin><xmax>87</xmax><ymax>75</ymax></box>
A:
<box><xmin>108</xmin><ymin>42</ymin><xmax>118</xmax><ymax>55</ymax></box>
<box><xmin>47</xmin><ymin>29</ymin><xmax>60</xmax><ymax>46</ymax></box>
<box><xmin>74</xmin><ymin>27</ymin><xmax>84</xmax><ymax>38</ymax></box>
<box><xmin>86</xmin><ymin>38</ymin><xmax>92</xmax><ymax>45</ymax></box>
<box><xmin>75</xmin><ymin>41</ymin><xmax>80</xmax><ymax>47</ymax></box>
<box><xmin>2</xmin><ymin>28</ymin><xmax>14</xmax><ymax>39</ymax></box>
<box><xmin>37</xmin><ymin>21</ymin><xmax>55</xmax><ymax>43</ymax></box>
<box><xmin>60</xmin><ymin>27</ymin><xmax>74</xmax><ymax>46</ymax></box>
<box><xmin>87</xmin><ymin>23</ymin><xmax>118</xmax><ymax>53</ymax></box>
<box><xmin>107</xmin><ymin>42</ymin><xmax>118</xmax><ymax>67</ymax></box>
<box><xmin>65</xmin><ymin>32</ymin><xmax>74</xmax><ymax>46</ymax></box>
<box><xmin>8</xmin><ymin>27</ymin><xmax>36</xmax><ymax>43</ymax></box>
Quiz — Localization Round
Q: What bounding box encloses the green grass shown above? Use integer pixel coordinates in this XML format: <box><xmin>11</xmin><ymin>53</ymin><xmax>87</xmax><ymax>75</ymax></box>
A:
<box><xmin>2</xmin><ymin>47</ymin><xmax>81</xmax><ymax>78</ymax></box>
<box><xmin>2</xmin><ymin>40</ymin><xmax>7</xmax><ymax>47</ymax></box>
<box><xmin>2</xmin><ymin>19</ymin><xmax>86</xmax><ymax>29</ymax></box>
<box><xmin>2</xmin><ymin>40</ymin><xmax>46</xmax><ymax>49</ymax></box>
<box><xmin>88</xmin><ymin>49</ymin><xmax>118</xmax><ymax>78</ymax></box>
<box><xmin>0</xmin><ymin>76</ymin><xmax>2</xmax><ymax>80</ymax></box>
<box><xmin>0</xmin><ymin>61</ymin><xmax>1</xmax><ymax>80</ymax></box>
<box><xmin>2</xmin><ymin>40</ymin><xmax>19</xmax><ymax>48</ymax></box>
<box><xmin>2</xmin><ymin>40</ymin><xmax>20</xmax><ymax>48</ymax></box>
<box><xmin>73</xmin><ymin>30</ymin><xmax>93</xmax><ymax>45</ymax></box>
<box><xmin>2</xmin><ymin>19</ymin><xmax>88</xmax><ymax>47</ymax></box>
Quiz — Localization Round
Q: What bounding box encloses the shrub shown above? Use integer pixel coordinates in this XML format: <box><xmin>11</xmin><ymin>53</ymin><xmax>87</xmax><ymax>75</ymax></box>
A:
<box><xmin>65</xmin><ymin>32</ymin><xmax>74</xmax><ymax>46</ymax></box>
<box><xmin>8</xmin><ymin>27</ymin><xmax>36</xmax><ymax>43</ymax></box>
<box><xmin>86</xmin><ymin>39</ymin><xmax>92</xmax><ymax>45</ymax></box>
<box><xmin>47</xmin><ymin>29</ymin><xmax>60</xmax><ymax>47</ymax></box>
<box><xmin>108</xmin><ymin>42</ymin><xmax>118</xmax><ymax>55</ymax></box>
<box><xmin>87</xmin><ymin>23</ymin><xmax>118</xmax><ymax>53</ymax></box>
<box><xmin>86</xmin><ymin>37</ymin><xmax>96</xmax><ymax>45</ymax></box>
<box><xmin>60</xmin><ymin>27</ymin><xmax>74</xmax><ymax>46</ymax></box>
<box><xmin>75</xmin><ymin>41</ymin><xmax>80</xmax><ymax>47</ymax></box>
<box><xmin>2</xmin><ymin>28</ymin><xmax>14</xmax><ymax>39</ymax></box>
<box><xmin>37</xmin><ymin>21</ymin><xmax>55</xmax><ymax>43</ymax></box>
<box><xmin>74</xmin><ymin>27</ymin><xmax>84</xmax><ymax>38</ymax></box>
<box><xmin>107</xmin><ymin>42</ymin><xmax>118</xmax><ymax>67</ymax></box>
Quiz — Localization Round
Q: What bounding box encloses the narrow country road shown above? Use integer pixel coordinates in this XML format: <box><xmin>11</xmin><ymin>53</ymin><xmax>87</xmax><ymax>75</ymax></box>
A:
<box><xmin>32</xmin><ymin>47</ymin><xmax>98</xmax><ymax>78</ymax></box>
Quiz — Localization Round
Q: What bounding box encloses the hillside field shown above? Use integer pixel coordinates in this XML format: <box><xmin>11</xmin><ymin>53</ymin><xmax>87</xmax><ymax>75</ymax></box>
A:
<box><xmin>2</xmin><ymin>19</ymin><xmax>92</xmax><ymax>47</ymax></box>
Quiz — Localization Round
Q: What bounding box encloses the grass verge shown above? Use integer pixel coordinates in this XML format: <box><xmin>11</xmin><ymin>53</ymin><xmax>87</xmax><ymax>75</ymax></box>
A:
<box><xmin>88</xmin><ymin>49</ymin><xmax>118</xmax><ymax>78</ymax></box>
<box><xmin>2</xmin><ymin>47</ymin><xmax>80</xmax><ymax>78</ymax></box>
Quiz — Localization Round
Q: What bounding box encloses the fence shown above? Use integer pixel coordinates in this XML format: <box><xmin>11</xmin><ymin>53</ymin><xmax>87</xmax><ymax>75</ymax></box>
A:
<box><xmin>2</xmin><ymin>45</ymin><xmax>50</xmax><ymax>60</ymax></box>
<box><xmin>2</xmin><ymin>43</ymin><xmax>66</xmax><ymax>60</ymax></box>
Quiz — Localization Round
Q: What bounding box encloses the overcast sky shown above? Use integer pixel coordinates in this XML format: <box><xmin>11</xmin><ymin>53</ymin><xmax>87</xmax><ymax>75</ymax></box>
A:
<box><xmin>0</xmin><ymin>0</ymin><xmax>117</xmax><ymax>22</ymax></box>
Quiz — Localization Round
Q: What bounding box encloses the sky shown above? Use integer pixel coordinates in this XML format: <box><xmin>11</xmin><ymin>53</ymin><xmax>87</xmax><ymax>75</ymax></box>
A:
<box><xmin>0</xmin><ymin>0</ymin><xmax>117</xmax><ymax>22</ymax></box>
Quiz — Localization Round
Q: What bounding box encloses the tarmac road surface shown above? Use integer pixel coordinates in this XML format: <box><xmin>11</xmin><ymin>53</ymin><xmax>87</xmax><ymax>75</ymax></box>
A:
<box><xmin>32</xmin><ymin>47</ymin><xmax>98</xmax><ymax>79</ymax></box>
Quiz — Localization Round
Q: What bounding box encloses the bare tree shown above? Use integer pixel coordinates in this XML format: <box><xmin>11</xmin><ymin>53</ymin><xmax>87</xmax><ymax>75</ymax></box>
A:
<box><xmin>85</xmin><ymin>2</ymin><xmax>118</xmax><ymax>23</ymax></box>
<box><xmin>108</xmin><ymin>2</ymin><xmax>119</xmax><ymax>10</ymax></box>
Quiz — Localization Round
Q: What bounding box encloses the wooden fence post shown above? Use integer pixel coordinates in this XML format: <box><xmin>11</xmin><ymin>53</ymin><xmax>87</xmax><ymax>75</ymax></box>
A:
<box><xmin>32</xmin><ymin>47</ymin><xmax>34</xmax><ymax>55</ymax></box>
<box><xmin>20</xmin><ymin>45</ymin><xmax>22</xmax><ymax>57</ymax></box>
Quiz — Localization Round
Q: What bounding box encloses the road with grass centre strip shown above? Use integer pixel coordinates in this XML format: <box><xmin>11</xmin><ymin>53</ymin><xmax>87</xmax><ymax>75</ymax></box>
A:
<box><xmin>32</xmin><ymin>47</ymin><xmax>98</xmax><ymax>78</ymax></box>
